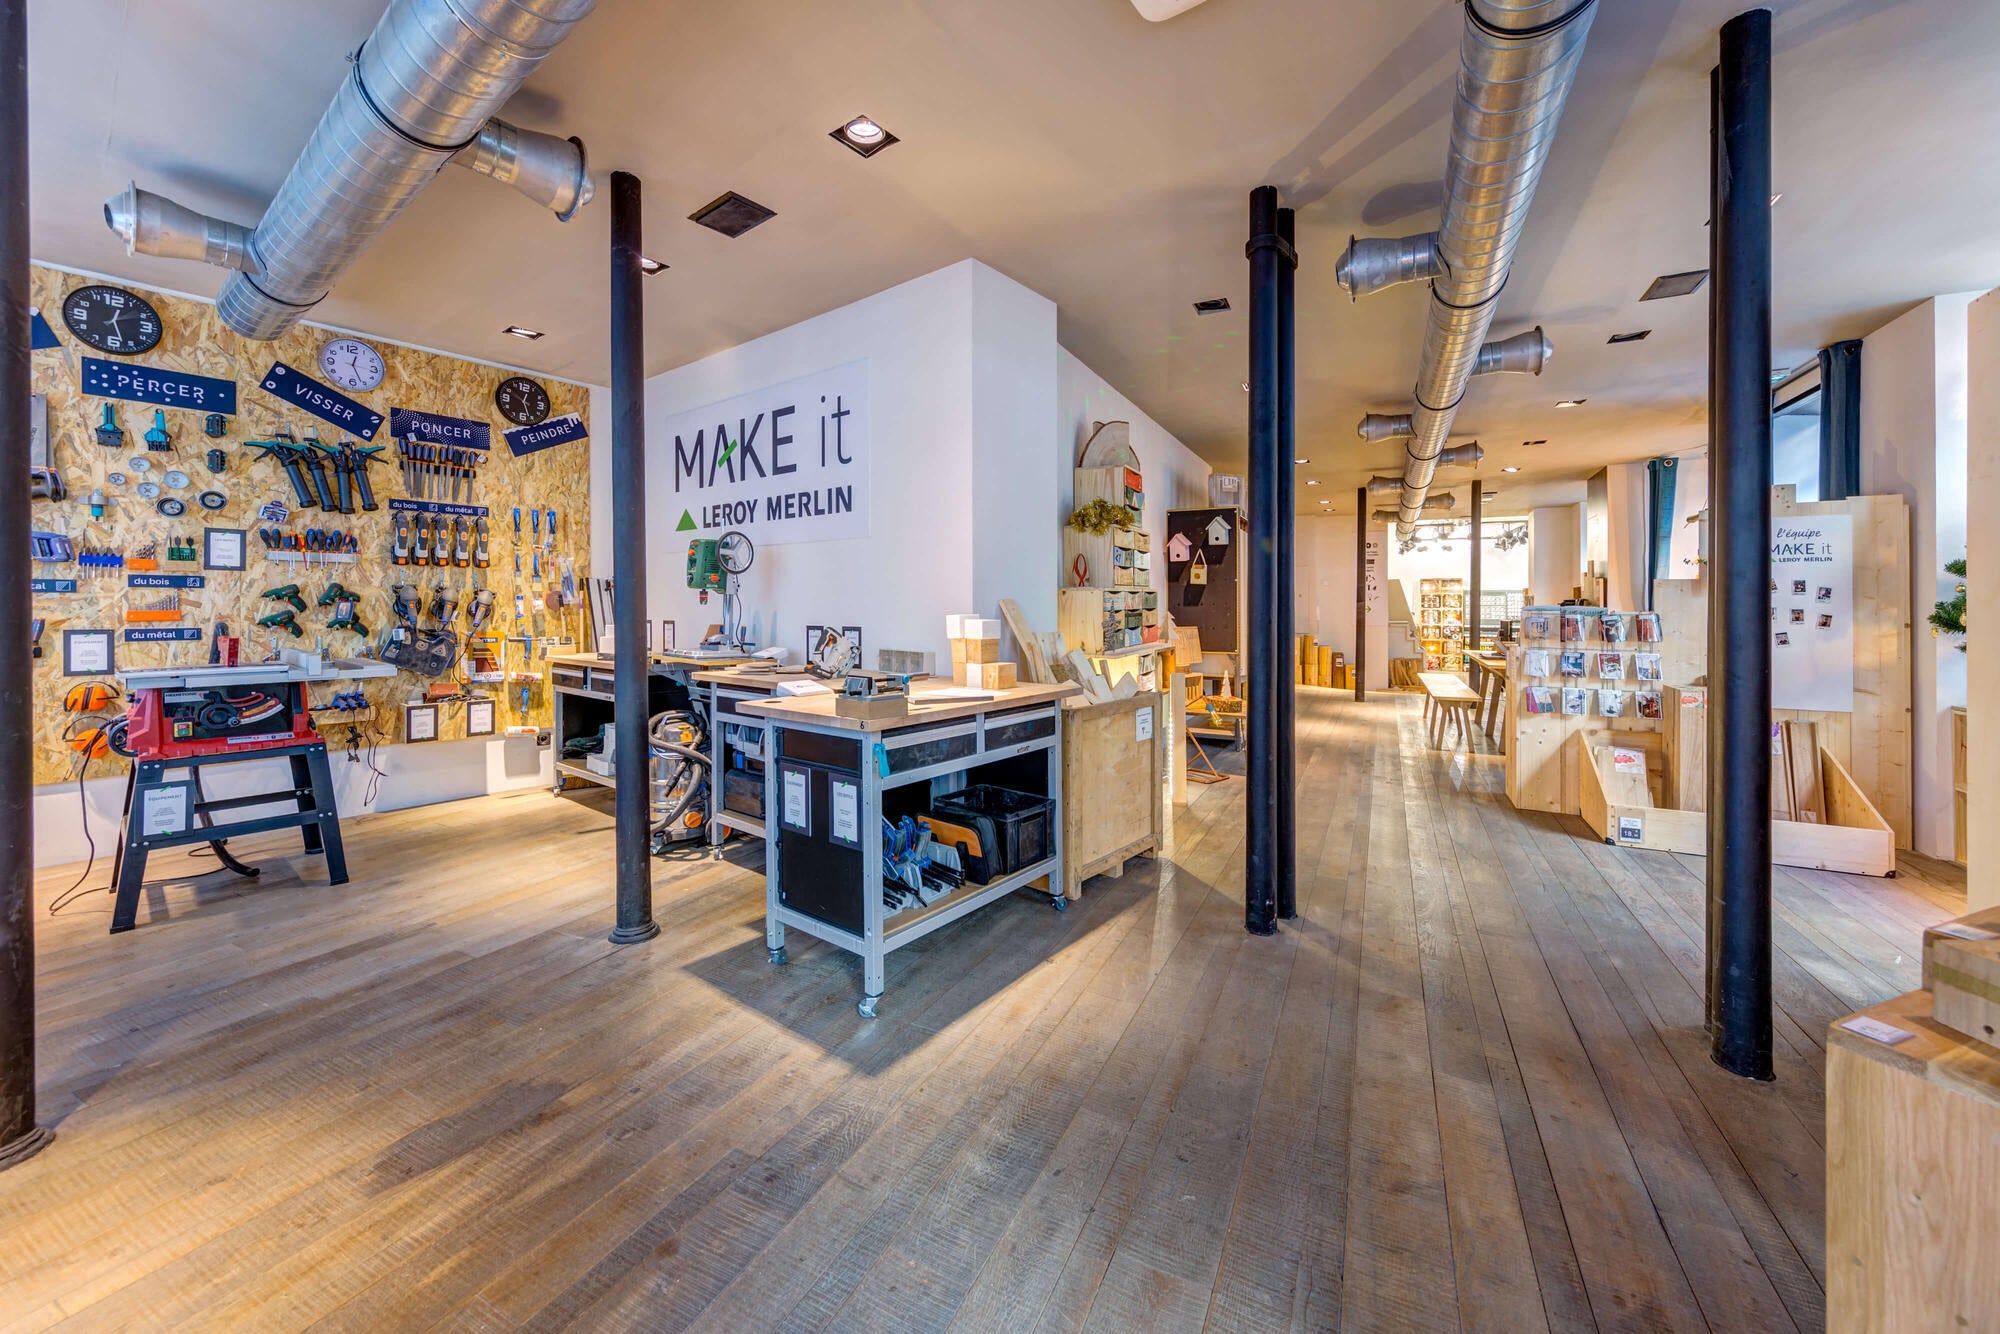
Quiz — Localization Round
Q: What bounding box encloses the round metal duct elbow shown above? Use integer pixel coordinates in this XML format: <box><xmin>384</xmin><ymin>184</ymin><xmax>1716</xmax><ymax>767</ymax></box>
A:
<box><xmin>1357</xmin><ymin>412</ymin><xmax>1415</xmax><ymax>443</ymax></box>
<box><xmin>213</xmin><ymin>0</ymin><xmax>599</xmax><ymax>340</ymax></box>
<box><xmin>103</xmin><ymin>182</ymin><xmax>259</xmax><ymax>274</ymax></box>
<box><xmin>1473</xmin><ymin>326</ymin><xmax>1553</xmax><ymax>377</ymax></box>
<box><xmin>1335</xmin><ymin>233</ymin><xmax>1440</xmax><ymax>300</ymax></box>
<box><xmin>452</xmin><ymin>119</ymin><xmax>594</xmax><ymax>221</ymax></box>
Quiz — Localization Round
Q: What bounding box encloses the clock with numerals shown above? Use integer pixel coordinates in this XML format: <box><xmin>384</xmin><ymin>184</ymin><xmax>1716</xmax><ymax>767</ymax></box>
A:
<box><xmin>494</xmin><ymin>376</ymin><xmax>551</xmax><ymax>427</ymax></box>
<box><xmin>319</xmin><ymin>337</ymin><xmax>385</xmax><ymax>392</ymax></box>
<box><xmin>62</xmin><ymin>284</ymin><xmax>163</xmax><ymax>355</ymax></box>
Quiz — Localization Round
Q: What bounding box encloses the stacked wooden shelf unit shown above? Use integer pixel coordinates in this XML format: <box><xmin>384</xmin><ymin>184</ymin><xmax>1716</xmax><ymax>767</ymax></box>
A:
<box><xmin>1418</xmin><ymin>577</ymin><xmax>1466</xmax><ymax>671</ymax></box>
<box><xmin>1061</xmin><ymin>459</ymin><xmax>1163</xmax><ymax>691</ymax></box>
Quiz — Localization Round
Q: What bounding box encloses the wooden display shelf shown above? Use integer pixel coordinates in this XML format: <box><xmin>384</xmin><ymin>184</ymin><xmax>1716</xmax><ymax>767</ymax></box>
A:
<box><xmin>1580</xmin><ymin>739</ymin><xmax>1894</xmax><ymax>876</ymax></box>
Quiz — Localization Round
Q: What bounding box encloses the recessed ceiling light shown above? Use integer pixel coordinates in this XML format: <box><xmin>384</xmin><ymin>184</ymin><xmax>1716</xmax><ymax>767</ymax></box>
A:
<box><xmin>831</xmin><ymin>115</ymin><xmax>899</xmax><ymax>158</ymax></box>
<box><xmin>1607</xmin><ymin>329</ymin><xmax>1650</xmax><ymax>344</ymax></box>
<box><xmin>1194</xmin><ymin>298</ymin><xmax>1231</xmax><ymax>315</ymax></box>
<box><xmin>503</xmin><ymin>325</ymin><xmax>544</xmax><ymax>340</ymax></box>
<box><xmin>1502</xmin><ymin>465</ymin><xmax>1521</xmax><ymax>473</ymax></box>
<box><xmin>638</xmin><ymin>256</ymin><xmax>668</xmax><ymax>275</ymax></box>
<box><xmin>1641</xmin><ymin>269</ymin><xmax>1708</xmax><ymax>301</ymax></box>
<box><xmin>1295</xmin><ymin>457</ymin><xmax>1309</xmax><ymax>464</ymax></box>
<box><xmin>1304</xmin><ymin>479</ymin><xmax>1321</xmax><ymax>486</ymax></box>
<box><xmin>690</xmin><ymin>191</ymin><xmax>776</xmax><ymax>237</ymax></box>
<box><xmin>1240</xmin><ymin>382</ymin><xmax>1249</xmax><ymax>392</ymax></box>
<box><xmin>1555</xmin><ymin>398</ymin><xmax>1586</xmax><ymax>409</ymax></box>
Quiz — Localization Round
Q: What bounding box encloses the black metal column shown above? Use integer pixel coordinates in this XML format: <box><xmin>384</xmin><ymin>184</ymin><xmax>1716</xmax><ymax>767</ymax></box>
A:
<box><xmin>1707</xmin><ymin>8</ymin><xmax>1774</xmax><ymax>1080</ymax></box>
<box><xmin>1354</xmin><ymin>489</ymin><xmax>1367</xmax><ymax>702</ymax></box>
<box><xmin>608</xmin><ymin>171</ymin><xmax>658</xmax><ymax>946</ymax></box>
<box><xmin>1274</xmin><ymin>207</ymin><xmax>1297</xmax><ymax>921</ymax></box>
<box><xmin>1468</xmin><ymin>482</ymin><xmax>1484</xmax><ymax>666</ymax></box>
<box><xmin>1817</xmin><ymin>338</ymin><xmax>1863</xmax><ymax>501</ymax></box>
<box><xmin>0</xmin><ymin>0</ymin><xmax>51</xmax><ymax>1171</ymax></box>
<box><xmin>1243</xmin><ymin>186</ymin><xmax>1284</xmax><ymax>936</ymax></box>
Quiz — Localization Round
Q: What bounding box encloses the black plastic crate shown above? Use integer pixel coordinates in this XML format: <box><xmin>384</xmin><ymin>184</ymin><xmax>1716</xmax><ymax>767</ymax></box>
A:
<box><xmin>928</xmin><ymin>784</ymin><xmax>1053</xmax><ymax>884</ymax></box>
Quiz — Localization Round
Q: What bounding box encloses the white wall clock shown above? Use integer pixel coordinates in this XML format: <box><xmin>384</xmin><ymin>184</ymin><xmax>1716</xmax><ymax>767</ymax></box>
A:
<box><xmin>319</xmin><ymin>337</ymin><xmax>385</xmax><ymax>393</ymax></box>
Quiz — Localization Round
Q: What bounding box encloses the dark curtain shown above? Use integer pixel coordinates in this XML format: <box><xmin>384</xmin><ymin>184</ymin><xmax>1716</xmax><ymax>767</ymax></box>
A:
<box><xmin>1645</xmin><ymin>456</ymin><xmax>1679</xmax><ymax>609</ymax></box>
<box><xmin>1817</xmin><ymin>338</ymin><xmax>1862</xmax><ymax>500</ymax></box>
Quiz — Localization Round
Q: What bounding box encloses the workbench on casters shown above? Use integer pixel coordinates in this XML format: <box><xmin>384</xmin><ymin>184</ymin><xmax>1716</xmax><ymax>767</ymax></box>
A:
<box><xmin>690</xmin><ymin>666</ymin><xmax>784</xmax><ymax>853</ymax></box>
<box><xmin>741</xmin><ymin>681</ymin><xmax>1079</xmax><ymax>1017</ymax></box>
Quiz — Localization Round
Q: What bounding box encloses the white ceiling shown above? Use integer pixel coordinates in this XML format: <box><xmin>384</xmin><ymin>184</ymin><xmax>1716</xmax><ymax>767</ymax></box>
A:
<box><xmin>25</xmin><ymin>0</ymin><xmax>2000</xmax><ymax>514</ymax></box>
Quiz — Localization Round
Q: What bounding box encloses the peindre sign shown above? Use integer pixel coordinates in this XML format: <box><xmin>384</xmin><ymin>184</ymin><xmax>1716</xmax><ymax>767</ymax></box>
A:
<box><xmin>658</xmin><ymin>360</ymin><xmax>870</xmax><ymax>545</ymax></box>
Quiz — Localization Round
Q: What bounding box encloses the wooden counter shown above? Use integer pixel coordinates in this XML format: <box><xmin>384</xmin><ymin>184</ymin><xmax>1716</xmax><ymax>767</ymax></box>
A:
<box><xmin>740</xmin><ymin>681</ymin><xmax>1079</xmax><ymax>732</ymax></box>
<box><xmin>1828</xmin><ymin>986</ymin><xmax>2000</xmax><ymax>1332</ymax></box>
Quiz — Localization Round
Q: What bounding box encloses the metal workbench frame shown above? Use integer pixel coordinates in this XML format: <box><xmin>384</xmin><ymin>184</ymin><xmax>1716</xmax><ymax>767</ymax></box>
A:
<box><xmin>763</xmin><ymin>700</ymin><xmax>1065</xmax><ymax>1017</ymax></box>
<box><xmin>699</xmin><ymin>678</ymin><xmax>773</xmax><ymax>851</ymax></box>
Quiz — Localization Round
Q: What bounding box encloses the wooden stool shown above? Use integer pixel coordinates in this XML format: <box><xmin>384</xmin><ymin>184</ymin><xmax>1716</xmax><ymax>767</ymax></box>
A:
<box><xmin>1418</xmin><ymin>672</ymin><xmax>1482</xmax><ymax>750</ymax></box>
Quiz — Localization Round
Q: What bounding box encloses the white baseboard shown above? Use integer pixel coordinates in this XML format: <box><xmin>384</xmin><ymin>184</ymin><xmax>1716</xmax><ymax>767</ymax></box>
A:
<box><xmin>31</xmin><ymin>736</ymin><xmax>556</xmax><ymax>868</ymax></box>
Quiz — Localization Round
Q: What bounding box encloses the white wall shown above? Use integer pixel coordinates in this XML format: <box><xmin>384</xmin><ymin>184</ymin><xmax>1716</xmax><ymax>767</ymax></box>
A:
<box><xmin>1293</xmin><ymin>513</ymin><xmax>1389</xmax><ymax>688</ymax></box>
<box><xmin>1055</xmin><ymin>346</ymin><xmax>1211</xmax><ymax>578</ymax></box>
<box><xmin>598</xmin><ymin>260</ymin><xmax>1059</xmax><ymax>669</ymax></box>
<box><xmin>1603</xmin><ymin>462</ymin><xmax>1651</xmax><ymax>610</ymax></box>
<box><xmin>34</xmin><ymin>737</ymin><xmax>555</xmax><ymax>869</ymax></box>
<box><xmin>1861</xmin><ymin>294</ymin><xmax>1976</xmax><ymax>859</ymax></box>
<box><xmin>1528</xmin><ymin>504</ymin><xmax>1584</xmax><ymax>604</ymax></box>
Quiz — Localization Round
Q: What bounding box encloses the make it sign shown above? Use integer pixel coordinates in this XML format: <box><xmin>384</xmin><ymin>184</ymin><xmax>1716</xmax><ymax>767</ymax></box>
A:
<box><xmin>258</xmin><ymin>362</ymin><xmax>383</xmax><ymax>439</ymax></box>
<box><xmin>389</xmin><ymin>406</ymin><xmax>488</xmax><ymax>451</ymax></box>
<box><xmin>82</xmin><ymin>357</ymin><xmax>237</xmax><ymax>415</ymax></box>
<box><xmin>656</xmin><ymin>360</ymin><xmax>870</xmax><ymax>547</ymax></box>
<box><xmin>504</xmin><ymin>413</ymin><xmax>588</xmax><ymax>457</ymax></box>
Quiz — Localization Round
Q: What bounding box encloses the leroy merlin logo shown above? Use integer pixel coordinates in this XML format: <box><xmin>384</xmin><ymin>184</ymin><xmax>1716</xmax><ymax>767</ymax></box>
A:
<box><xmin>677</xmin><ymin>510</ymin><xmax>696</xmax><ymax>531</ymax></box>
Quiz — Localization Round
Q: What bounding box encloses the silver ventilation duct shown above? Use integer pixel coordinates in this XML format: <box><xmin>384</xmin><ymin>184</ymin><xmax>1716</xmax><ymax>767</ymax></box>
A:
<box><xmin>1358</xmin><ymin>412</ymin><xmax>1414</xmax><ymax>444</ymax></box>
<box><xmin>105</xmin><ymin>0</ymin><xmax>597</xmax><ymax>340</ymax></box>
<box><xmin>1366</xmin><ymin>444</ymin><xmax>1483</xmax><ymax>493</ymax></box>
<box><xmin>1473</xmin><ymin>325</ymin><xmax>1553</xmax><ymax>377</ymax></box>
<box><xmin>104</xmin><ymin>184</ymin><xmax>259</xmax><ymax>274</ymax></box>
<box><xmin>1350</xmin><ymin>0</ymin><xmax>1596</xmax><ymax>533</ymax></box>
<box><xmin>1372</xmin><ymin>495</ymin><xmax>1456</xmax><ymax>522</ymax></box>
<box><xmin>1334</xmin><ymin>232</ymin><xmax>1439</xmax><ymax>300</ymax></box>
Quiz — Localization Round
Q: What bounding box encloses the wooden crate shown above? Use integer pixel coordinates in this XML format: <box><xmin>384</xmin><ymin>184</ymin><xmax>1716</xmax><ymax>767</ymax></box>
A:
<box><xmin>1061</xmin><ymin>692</ymin><xmax>1163</xmax><ymax>899</ymax></box>
<box><xmin>1828</xmin><ymin>988</ymin><xmax>2000</xmax><ymax>1333</ymax></box>
<box><xmin>1579</xmin><ymin>742</ymin><xmax>1895</xmax><ymax>876</ymax></box>
<box><xmin>1662</xmin><ymin>685</ymin><xmax>1707</xmax><ymax>812</ymax></box>
<box><xmin>1062</xmin><ymin>525</ymin><xmax>1150</xmax><ymax>590</ymax></box>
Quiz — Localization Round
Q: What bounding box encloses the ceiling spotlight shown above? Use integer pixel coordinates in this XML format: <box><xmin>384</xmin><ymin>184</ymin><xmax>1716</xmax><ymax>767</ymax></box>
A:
<box><xmin>1555</xmin><ymin>398</ymin><xmax>1586</xmax><ymax>409</ymax></box>
<box><xmin>638</xmin><ymin>256</ymin><xmax>668</xmax><ymax>275</ymax></box>
<box><xmin>1641</xmin><ymin>269</ymin><xmax>1709</xmax><ymax>301</ymax></box>
<box><xmin>1295</xmin><ymin>457</ymin><xmax>1309</xmax><ymax>464</ymax></box>
<box><xmin>503</xmin><ymin>325</ymin><xmax>544</xmax><ymax>340</ymax></box>
<box><xmin>1305</xmin><ymin>479</ymin><xmax>1321</xmax><ymax>486</ymax></box>
<box><xmin>1502</xmin><ymin>465</ymin><xmax>1521</xmax><ymax>473</ymax></box>
<box><xmin>1194</xmin><ymin>298</ymin><xmax>1231</xmax><ymax>315</ymax></box>
<box><xmin>831</xmin><ymin>115</ymin><xmax>899</xmax><ymax>158</ymax></box>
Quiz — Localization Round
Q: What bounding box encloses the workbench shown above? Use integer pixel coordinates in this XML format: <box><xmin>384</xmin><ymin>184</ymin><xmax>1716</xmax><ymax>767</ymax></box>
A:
<box><xmin>742</xmin><ymin>681</ymin><xmax>1079</xmax><ymax>1017</ymax></box>
<box><xmin>547</xmin><ymin>650</ymin><xmax>755</xmax><ymax>795</ymax></box>
<box><xmin>690</xmin><ymin>666</ymin><xmax>788</xmax><ymax>851</ymax></box>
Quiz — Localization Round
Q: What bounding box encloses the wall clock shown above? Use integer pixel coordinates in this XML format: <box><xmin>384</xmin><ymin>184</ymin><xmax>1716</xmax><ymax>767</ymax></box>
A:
<box><xmin>495</xmin><ymin>376</ymin><xmax>551</xmax><ymax>427</ymax></box>
<box><xmin>61</xmin><ymin>284</ymin><xmax>163</xmax><ymax>355</ymax></box>
<box><xmin>319</xmin><ymin>337</ymin><xmax>385</xmax><ymax>393</ymax></box>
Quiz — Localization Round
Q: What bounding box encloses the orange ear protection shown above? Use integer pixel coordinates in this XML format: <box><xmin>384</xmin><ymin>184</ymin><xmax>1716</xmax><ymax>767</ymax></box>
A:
<box><xmin>64</xmin><ymin>683</ymin><xmax>121</xmax><ymax>713</ymax></box>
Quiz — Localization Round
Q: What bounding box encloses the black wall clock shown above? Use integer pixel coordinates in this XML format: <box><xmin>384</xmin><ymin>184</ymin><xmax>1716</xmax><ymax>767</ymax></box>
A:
<box><xmin>62</xmin><ymin>284</ymin><xmax>164</xmax><ymax>356</ymax></box>
<box><xmin>494</xmin><ymin>376</ymin><xmax>551</xmax><ymax>427</ymax></box>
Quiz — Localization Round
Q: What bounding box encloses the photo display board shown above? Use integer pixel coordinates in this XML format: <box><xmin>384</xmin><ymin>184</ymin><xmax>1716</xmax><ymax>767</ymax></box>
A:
<box><xmin>1770</xmin><ymin>513</ymin><xmax>1854</xmax><ymax>712</ymax></box>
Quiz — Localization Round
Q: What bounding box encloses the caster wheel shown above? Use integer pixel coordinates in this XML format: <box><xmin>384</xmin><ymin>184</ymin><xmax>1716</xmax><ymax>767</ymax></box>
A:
<box><xmin>857</xmin><ymin>995</ymin><xmax>879</xmax><ymax>1019</ymax></box>
<box><xmin>1051</xmin><ymin>894</ymin><xmax>1068</xmax><ymax>912</ymax></box>
<box><xmin>768</xmin><ymin>945</ymin><xmax>789</xmax><ymax>966</ymax></box>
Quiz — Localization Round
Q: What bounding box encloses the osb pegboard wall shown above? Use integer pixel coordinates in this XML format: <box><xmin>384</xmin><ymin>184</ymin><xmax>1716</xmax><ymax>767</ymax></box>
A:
<box><xmin>29</xmin><ymin>265</ymin><xmax>591</xmax><ymax>786</ymax></box>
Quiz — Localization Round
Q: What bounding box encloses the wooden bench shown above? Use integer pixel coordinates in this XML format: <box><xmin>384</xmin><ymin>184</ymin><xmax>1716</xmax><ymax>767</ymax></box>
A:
<box><xmin>1470</xmin><ymin>652</ymin><xmax>1509</xmax><ymax>745</ymax></box>
<box><xmin>1417</xmin><ymin>671</ymin><xmax>1482</xmax><ymax>750</ymax></box>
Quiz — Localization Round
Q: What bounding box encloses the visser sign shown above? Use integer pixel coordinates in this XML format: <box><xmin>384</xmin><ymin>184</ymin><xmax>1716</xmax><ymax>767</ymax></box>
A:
<box><xmin>656</xmin><ymin>360</ymin><xmax>869</xmax><ymax>546</ymax></box>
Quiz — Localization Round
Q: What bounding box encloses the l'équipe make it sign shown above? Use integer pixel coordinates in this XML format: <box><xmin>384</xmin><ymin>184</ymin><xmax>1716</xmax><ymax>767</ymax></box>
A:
<box><xmin>658</xmin><ymin>360</ymin><xmax>869</xmax><ymax>546</ymax></box>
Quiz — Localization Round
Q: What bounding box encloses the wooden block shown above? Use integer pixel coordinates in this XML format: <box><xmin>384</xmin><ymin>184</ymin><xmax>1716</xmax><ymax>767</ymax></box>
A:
<box><xmin>963</xmin><ymin>637</ymin><xmax>1003</xmax><ymax>664</ymax></box>
<box><xmin>1318</xmin><ymin>646</ymin><xmax>1335</xmax><ymax>685</ymax></box>
<box><xmin>1925</xmin><ymin>907</ymin><xmax>2000</xmax><ymax>988</ymax></box>
<box><xmin>1932</xmin><ymin>931</ymin><xmax>2000</xmax><ymax>1045</ymax></box>
<box><xmin>1828</xmin><ymin>988</ymin><xmax>2000</xmax><ymax>1334</ymax></box>
<box><xmin>967</xmin><ymin>661</ymin><xmax>1017</xmax><ymax>690</ymax></box>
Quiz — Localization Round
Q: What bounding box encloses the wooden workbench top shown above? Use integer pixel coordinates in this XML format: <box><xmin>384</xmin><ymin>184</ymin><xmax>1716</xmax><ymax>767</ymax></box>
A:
<box><xmin>689</xmin><ymin>667</ymin><xmax>795</xmax><ymax>689</ymax></box>
<box><xmin>1829</xmin><ymin>986</ymin><xmax>2000</xmax><ymax>1109</ymax></box>
<box><xmin>551</xmin><ymin>651</ymin><xmax>759</xmax><ymax>672</ymax></box>
<box><xmin>739</xmin><ymin>681</ymin><xmax>1079</xmax><ymax>732</ymax></box>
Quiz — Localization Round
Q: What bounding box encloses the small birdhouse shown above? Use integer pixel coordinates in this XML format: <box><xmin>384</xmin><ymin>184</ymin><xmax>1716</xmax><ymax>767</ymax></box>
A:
<box><xmin>1166</xmin><ymin>531</ymin><xmax>1193</xmax><ymax>563</ymax></box>
<box><xmin>1205</xmin><ymin>515</ymin><xmax>1231</xmax><ymax>547</ymax></box>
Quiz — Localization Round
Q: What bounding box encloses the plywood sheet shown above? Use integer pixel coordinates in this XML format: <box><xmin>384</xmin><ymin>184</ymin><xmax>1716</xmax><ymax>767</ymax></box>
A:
<box><xmin>28</xmin><ymin>266</ymin><xmax>591</xmax><ymax>784</ymax></box>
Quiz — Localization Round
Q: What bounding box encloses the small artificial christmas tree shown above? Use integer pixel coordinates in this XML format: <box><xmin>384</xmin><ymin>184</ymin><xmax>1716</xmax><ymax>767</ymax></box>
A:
<box><xmin>1930</xmin><ymin>557</ymin><xmax>1967</xmax><ymax>649</ymax></box>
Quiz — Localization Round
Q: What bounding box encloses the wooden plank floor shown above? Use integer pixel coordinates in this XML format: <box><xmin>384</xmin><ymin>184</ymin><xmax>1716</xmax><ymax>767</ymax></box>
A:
<box><xmin>0</xmin><ymin>691</ymin><xmax>1962</xmax><ymax>1331</ymax></box>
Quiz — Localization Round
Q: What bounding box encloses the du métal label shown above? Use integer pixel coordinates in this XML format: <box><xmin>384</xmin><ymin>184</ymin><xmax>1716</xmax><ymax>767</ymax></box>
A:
<box><xmin>656</xmin><ymin>360</ymin><xmax>869</xmax><ymax>546</ymax></box>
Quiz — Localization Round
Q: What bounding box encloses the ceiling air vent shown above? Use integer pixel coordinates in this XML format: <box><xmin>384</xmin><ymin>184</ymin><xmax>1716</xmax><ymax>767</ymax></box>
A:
<box><xmin>1193</xmin><ymin>298</ymin><xmax>1231</xmax><ymax>315</ymax></box>
<box><xmin>1607</xmin><ymin>329</ymin><xmax>1651</xmax><ymax>344</ymax></box>
<box><xmin>690</xmin><ymin>192</ymin><xmax>776</xmax><ymax>238</ymax></box>
<box><xmin>1640</xmin><ymin>269</ymin><xmax>1708</xmax><ymax>301</ymax></box>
